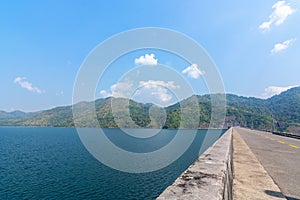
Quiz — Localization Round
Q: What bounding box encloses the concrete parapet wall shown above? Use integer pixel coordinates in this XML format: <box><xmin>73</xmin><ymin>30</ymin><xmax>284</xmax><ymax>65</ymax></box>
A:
<box><xmin>272</xmin><ymin>131</ymin><xmax>300</xmax><ymax>139</ymax></box>
<box><xmin>157</xmin><ymin>128</ymin><xmax>233</xmax><ymax>200</ymax></box>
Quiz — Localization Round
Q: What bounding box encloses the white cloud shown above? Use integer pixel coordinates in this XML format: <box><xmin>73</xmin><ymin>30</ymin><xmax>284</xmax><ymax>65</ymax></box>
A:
<box><xmin>262</xmin><ymin>85</ymin><xmax>298</xmax><ymax>98</ymax></box>
<box><xmin>139</xmin><ymin>80</ymin><xmax>179</xmax><ymax>89</ymax></box>
<box><xmin>151</xmin><ymin>87</ymin><xmax>173</xmax><ymax>103</ymax></box>
<box><xmin>259</xmin><ymin>1</ymin><xmax>295</xmax><ymax>31</ymax></box>
<box><xmin>271</xmin><ymin>38</ymin><xmax>296</xmax><ymax>54</ymax></box>
<box><xmin>134</xmin><ymin>53</ymin><xmax>158</xmax><ymax>66</ymax></box>
<box><xmin>137</xmin><ymin>80</ymin><xmax>179</xmax><ymax>105</ymax></box>
<box><xmin>110</xmin><ymin>82</ymin><xmax>133</xmax><ymax>98</ymax></box>
<box><xmin>100</xmin><ymin>80</ymin><xmax>180</xmax><ymax>106</ymax></box>
<box><xmin>182</xmin><ymin>64</ymin><xmax>205</xmax><ymax>79</ymax></box>
<box><xmin>99</xmin><ymin>90</ymin><xmax>111</xmax><ymax>98</ymax></box>
<box><xmin>14</xmin><ymin>77</ymin><xmax>44</xmax><ymax>94</ymax></box>
<box><xmin>99</xmin><ymin>82</ymin><xmax>133</xmax><ymax>98</ymax></box>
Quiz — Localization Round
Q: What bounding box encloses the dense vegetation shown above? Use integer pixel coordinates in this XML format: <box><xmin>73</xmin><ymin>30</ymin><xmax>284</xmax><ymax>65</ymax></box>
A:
<box><xmin>1</xmin><ymin>87</ymin><xmax>300</xmax><ymax>133</ymax></box>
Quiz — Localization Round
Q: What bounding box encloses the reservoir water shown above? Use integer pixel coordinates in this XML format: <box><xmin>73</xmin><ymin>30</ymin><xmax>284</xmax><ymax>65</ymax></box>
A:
<box><xmin>0</xmin><ymin>127</ymin><xmax>226</xmax><ymax>199</ymax></box>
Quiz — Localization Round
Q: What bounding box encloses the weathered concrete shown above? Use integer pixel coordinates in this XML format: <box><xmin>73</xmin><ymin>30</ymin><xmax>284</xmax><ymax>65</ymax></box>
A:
<box><xmin>232</xmin><ymin>128</ymin><xmax>286</xmax><ymax>200</ymax></box>
<box><xmin>157</xmin><ymin>128</ymin><xmax>233</xmax><ymax>200</ymax></box>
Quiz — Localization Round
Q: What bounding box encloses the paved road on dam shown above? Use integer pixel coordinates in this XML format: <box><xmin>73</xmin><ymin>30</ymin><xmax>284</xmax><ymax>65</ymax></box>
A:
<box><xmin>234</xmin><ymin>128</ymin><xmax>300</xmax><ymax>200</ymax></box>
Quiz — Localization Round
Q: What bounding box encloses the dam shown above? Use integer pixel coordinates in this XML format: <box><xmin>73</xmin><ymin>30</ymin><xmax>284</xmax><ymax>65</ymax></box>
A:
<box><xmin>157</xmin><ymin>127</ymin><xmax>300</xmax><ymax>200</ymax></box>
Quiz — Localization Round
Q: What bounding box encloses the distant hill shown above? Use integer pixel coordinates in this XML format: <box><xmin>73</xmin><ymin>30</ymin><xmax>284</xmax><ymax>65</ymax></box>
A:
<box><xmin>1</xmin><ymin>87</ymin><xmax>300</xmax><ymax>133</ymax></box>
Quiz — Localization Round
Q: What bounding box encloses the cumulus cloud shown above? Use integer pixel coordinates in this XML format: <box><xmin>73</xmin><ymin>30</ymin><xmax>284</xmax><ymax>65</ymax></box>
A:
<box><xmin>99</xmin><ymin>82</ymin><xmax>133</xmax><ymax>98</ymax></box>
<box><xmin>14</xmin><ymin>77</ymin><xmax>44</xmax><ymax>94</ymax></box>
<box><xmin>262</xmin><ymin>85</ymin><xmax>297</xmax><ymax>98</ymax></box>
<box><xmin>271</xmin><ymin>38</ymin><xmax>296</xmax><ymax>54</ymax></box>
<box><xmin>137</xmin><ymin>80</ymin><xmax>179</xmax><ymax>105</ymax></box>
<box><xmin>138</xmin><ymin>80</ymin><xmax>179</xmax><ymax>104</ymax></box>
<box><xmin>134</xmin><ymin>53</ymin><xmax>158</xmax><ymax>66</ymax></box>
<box><xmin>150</xmin><ymin>87</ymin><xmax>173</xmax><ymax>103</ymax></box>
<box><xmin>182</xmin><ymin>64</ymin><xmax>205</xmax><ymax>79</ymax></box>
<box><xmin>100</xmin><ymin>80</ymin><xmax>179</xmax><ymax>106</ymax></box>
<box><xmin>110</xmin><ymin>82</ymin><xmax>133</xmax><ymax>98</ymax></box>
<box><xmin>259</xmin><ymin>1</ymin><xmax>295</xmax><ymax>31</ymax></box>
<box><xmin>99</xmin><ymin>90</ymin><xmax>111</xmax><ymax>98</ymax></box>
<box><xmin>139</xmin><ymin>80</ymin><xmax>179</xmax><ymax>90</ymax></box>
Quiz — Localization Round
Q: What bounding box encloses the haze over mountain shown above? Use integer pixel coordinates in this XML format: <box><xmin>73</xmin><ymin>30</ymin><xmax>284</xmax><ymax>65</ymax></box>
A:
<box><xmin>1</xmin><ymin>87</ymin><xmax>300</xmax><ymax>134</ymax></box>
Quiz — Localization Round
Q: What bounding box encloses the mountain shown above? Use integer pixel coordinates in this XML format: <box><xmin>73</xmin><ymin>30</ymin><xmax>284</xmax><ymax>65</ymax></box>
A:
<box><xmin>0</xmin><ymin>110</ymin><xmax>26</xmax><ymax>119</ymax></box>
<box><xmin>1</xmin><ymin>87</ymin><xmax>300</xmax><ymax>133</ymax></box>
<box><xmin>267</xmin><ymin>87</ymin><xmax>300</xmax><ymax>133</ymax></box>
<box><xmin>224</xmin><ymin>87</ymin><xmax>300</xmax><ymax>133</ymax></box>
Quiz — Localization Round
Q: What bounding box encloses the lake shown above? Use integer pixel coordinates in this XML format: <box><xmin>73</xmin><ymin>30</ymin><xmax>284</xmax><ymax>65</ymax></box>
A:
<box><xmin>0</xmin><ymin>127</ymin><xmax>226</xmax><ymax>199</ymax></box>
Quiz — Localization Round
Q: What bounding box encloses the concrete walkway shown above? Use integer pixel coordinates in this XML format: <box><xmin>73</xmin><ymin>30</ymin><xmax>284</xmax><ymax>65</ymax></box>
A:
<box><xmin>232</xmin><ymin>128</ymin><xmax>286</xmax><ymax>200</ymax></box>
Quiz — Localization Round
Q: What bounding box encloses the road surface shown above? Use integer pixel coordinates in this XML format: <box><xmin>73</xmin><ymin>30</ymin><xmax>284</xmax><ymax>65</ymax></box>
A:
<box><xmin>234</xmin><ymin>128</ymin><xmax>300</xmax><ymax>200</ymax></box>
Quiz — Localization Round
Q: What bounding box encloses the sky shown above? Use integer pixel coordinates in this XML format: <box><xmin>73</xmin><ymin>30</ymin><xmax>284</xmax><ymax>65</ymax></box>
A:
<box><xmin>1</xmin><ymin>0</ymin><xmax>300</xmax><ymax>112</ymax></box>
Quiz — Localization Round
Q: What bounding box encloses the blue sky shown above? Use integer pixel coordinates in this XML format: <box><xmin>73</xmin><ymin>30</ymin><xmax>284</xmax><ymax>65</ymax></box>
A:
<box><xmin>1</xmin><ymin>0</ymin><xmax>299</xmax><ymax>112</ymax></box>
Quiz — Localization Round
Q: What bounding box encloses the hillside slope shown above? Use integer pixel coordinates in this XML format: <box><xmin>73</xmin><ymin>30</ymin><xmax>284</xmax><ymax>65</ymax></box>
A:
<box><xmin>0</xmin><ymin>87</ymin><xmax>299</xmax><ymax>133</ymax></box>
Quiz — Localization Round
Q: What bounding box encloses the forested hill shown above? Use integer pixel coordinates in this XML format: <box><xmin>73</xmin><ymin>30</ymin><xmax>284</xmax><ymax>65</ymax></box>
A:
<box><xmin>1</xmin><ymin>87</ymin><xmax>299</xmax><ymax>133</ymax></box>
<box><xmin>225</xmin><ymin>87</ymin><xmax>300</xmax><ymax>133</ymax></box>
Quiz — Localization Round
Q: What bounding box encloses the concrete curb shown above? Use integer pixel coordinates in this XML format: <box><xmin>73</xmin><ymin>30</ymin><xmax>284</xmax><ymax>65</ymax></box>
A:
<box><xmin>157</xmin><ymin>128</ymin><xmax>233</xmax><ymax>200</ymax></box>
<box><xmin>272</xmin><ymin>131</ymin><xmax>300</xmax><ymax>140</ymax></box>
